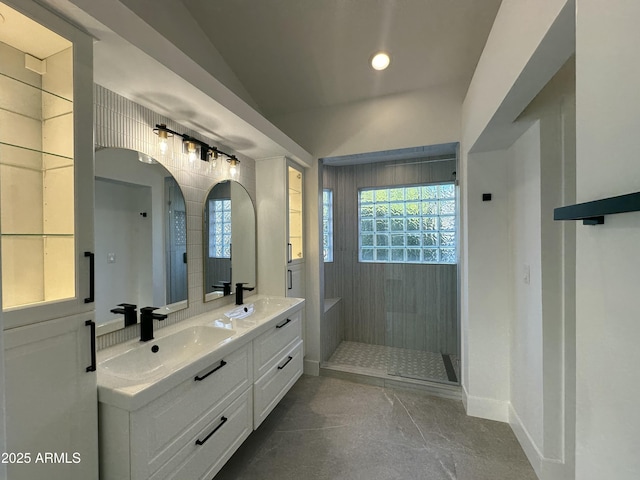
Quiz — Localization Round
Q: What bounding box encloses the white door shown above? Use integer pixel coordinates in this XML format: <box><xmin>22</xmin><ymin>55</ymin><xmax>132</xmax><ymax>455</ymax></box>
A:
<box><xmin>3</xmin><ymin>313</ymin><xmax>98</xmax><ymax>480</ymax></box>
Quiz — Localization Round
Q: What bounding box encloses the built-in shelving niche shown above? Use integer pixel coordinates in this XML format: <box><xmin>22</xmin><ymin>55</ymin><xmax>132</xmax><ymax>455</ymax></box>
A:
<box><xmin>554</xmin><ymin>192</ymin><xmax>640</xmax><ymax>225</ymax></box>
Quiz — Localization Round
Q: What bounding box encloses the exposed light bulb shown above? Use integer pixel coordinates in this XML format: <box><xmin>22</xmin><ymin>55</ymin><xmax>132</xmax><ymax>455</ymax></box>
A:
<box><xmin>185</xmin><ymin>140</ymin><xmax>198</xmax><ymax>163</ymax></box>
<box><xmin>154</xmin><ymin>124</ymin><xmax>172</xmax><ymax>155</ymax></box>
<box><xmin>159</xmin><ymin>137</ymin><xmax>168</xmax><ymax>154</ymax></box>
<box><xmin>227</xmin><ymin>157</ymin><xmax>240</xmax><ymax>179</ymax></box>
<box><xmin>371</xmin><ymin>52</ymin><xmax>390</xmax><ymax>71</ymax></box>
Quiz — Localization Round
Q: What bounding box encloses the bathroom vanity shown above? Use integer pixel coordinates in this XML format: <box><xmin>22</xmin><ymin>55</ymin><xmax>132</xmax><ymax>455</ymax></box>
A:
<box><xmin>97</xmin><ymin>296</ymin><xmax>304</xmax><ymax>480</ymax></box>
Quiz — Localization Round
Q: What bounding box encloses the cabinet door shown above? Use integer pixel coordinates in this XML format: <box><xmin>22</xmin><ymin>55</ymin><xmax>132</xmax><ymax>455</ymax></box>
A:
<box><xmin>0</xmin><ymin>1</ymin><xmax>94</xmax><ymax>329</ymax></box>
<box><xmin>286</xmin><ymin>161</ymin><xmax>304</xmax><ymax>264</ymax></box>
<box><xmin>286</xmin><ymin>263</ymin><xmax>305</xmax><ymax>299</ymax></box>
<box><xmin>3</xmin><ymin>313</ymin><xmax>98</xmax><ymax>480</ymax></box>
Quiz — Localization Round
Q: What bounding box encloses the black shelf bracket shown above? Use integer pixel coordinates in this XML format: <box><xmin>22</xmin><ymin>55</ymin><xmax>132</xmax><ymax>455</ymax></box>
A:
<box><xmin>554</xmin><ymin>191</ymin><xmax>640</xmax><ymax>225</ymax></box>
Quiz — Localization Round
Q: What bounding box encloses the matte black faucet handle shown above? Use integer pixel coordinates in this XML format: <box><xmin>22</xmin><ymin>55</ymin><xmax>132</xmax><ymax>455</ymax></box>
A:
<box><xmin>118</xmin><ymin>303</ymin><xmax>137</xmax><ymax>310</ymax></box>
<box><xmin>141</xmin><ymin>306</ymin><xmax>168</xmax><ymax>320</ymax></box>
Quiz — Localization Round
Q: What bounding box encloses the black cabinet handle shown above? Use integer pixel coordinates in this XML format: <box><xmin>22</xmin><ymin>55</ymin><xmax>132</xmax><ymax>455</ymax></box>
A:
<box><xmin>195</xmin><ymin>416</ymin><xmax>227</xmax><ymax>446</ymax></box>
<box><xmin>288</xmin><ymin>269</ymin><xmax>293</xmax><ymax>290</ymax></box>
<box><xmin>194</xmin><ymin>360</ymin><xmax>227</xmax><ymax>381</ymax></box>
<box><xmin>287</xmin><ymin>243</ymin><xmax>292</xmax><ymax>263</ymax></box>
<box><xmin>276</xmin><ymin>318</ymin><xmax>292</xmax><ymax>329</ymax></box>
<box><xmin>277</xmin><ymin>356</ymin><xmax>293</xmax><ymax>370</ymax></box>
<box><xmin>85</xmin><ymin>320</ymin><xmax>96</xmax><ymax>372</ymax></box>
<box><xmin>84</xmin><ymin>251</ymin><xmax>95</xmax><ymax>303</ymax></box>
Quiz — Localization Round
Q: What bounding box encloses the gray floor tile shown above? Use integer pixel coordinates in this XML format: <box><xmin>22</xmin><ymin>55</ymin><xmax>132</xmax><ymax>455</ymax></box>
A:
<box><xmin>214</xmin><ymin>375</ymin><xmax>536</xmax><ymax>480</ymax></box>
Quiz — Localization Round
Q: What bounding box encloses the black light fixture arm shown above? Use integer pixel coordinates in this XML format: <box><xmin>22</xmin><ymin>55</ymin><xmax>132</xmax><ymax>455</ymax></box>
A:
<box><xmin>154</xmin><ymin>124</ymin><xmax>238</xmax><ymax>163</ymax></box>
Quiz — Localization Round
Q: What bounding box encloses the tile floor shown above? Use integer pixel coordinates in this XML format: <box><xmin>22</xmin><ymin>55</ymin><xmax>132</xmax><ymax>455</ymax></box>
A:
<box><xmin>215</xmin><ymin>375</ymin><xmax>537</xmax><ymax>480</ymax></box>
<box><xmin>327</xmin><ymin>341</ymin><xmax>460</xmax><ymax>384</ymax></box>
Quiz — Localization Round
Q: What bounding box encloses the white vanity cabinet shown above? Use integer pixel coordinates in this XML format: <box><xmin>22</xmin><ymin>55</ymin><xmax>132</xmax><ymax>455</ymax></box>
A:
<box><xmin>98</xmin><ymin>297</ymin><xmax>305</xmax><ymax>480</ymax></box>
<box><xmin>100</xmin><ymin>343</ymin><xmax>253</xmax><ymax>480</ymax></box>
<box><xmin>253</xmin><ymin>309</ymin><xmax>304</xmax><ymax>428</ymax></box>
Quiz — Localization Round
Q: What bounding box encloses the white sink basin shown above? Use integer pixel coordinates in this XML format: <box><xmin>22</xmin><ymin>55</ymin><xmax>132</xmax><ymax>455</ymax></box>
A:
<box><xmin>253</xmin><ymin>297</ymin><xmax>294</xmax><ymax>314</ymax></box>
<box><xmin>99</xmin><ymin>326</ymin><xmax>235</xmax><ymax>381</ymax></box>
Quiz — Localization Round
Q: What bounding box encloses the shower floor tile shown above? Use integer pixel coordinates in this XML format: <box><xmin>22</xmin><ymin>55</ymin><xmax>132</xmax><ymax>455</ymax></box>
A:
<box><xmin>326</xmin><ymin>341</ymin><xmax>457</xmax><ymax>384</ymax></box>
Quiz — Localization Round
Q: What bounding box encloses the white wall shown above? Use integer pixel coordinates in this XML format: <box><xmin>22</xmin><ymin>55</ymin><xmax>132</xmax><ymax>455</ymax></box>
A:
<box><xmin>463</xmin><ymin>0</ymin><xmax>573</xmax><ymax>152</ymax></box>
<box><xmin>507</xmin><ymin>121</ymin><xmax>544</xmax><ymax>455</ymax></box>
<box><xmin>461</xmin><ymin>148</ymin><xmax>510</xmax><ymax>421</ymax></box>
<box><xmin>460</xmin><ymin>0</ymin><xmax>575</xmax><ymax>418</ymax></box>
<box><xmin>271</xmin><ymin>83</ymin><xmax>464</xmax><ymax>158</ymax></box>
<box><xmin>575</xmin><ymin>1</ymin><xmax>640</xmax><ymax>478</ymax></box>
<box><xmin>508</xmin><ymin>61</ymin><xmax>576</xmax><ymax>480</ymax></box>
<box><xmin>94</xmin><ymin>179</ymin><xmax>153</xmax><ymax>325</ymax></box>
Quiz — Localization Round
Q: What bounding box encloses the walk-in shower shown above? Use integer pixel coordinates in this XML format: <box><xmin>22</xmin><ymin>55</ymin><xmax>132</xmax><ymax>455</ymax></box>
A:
<box><xmin>320</xmin><ymin>145</ymin><xmax>460</xmax><ymax>388</ymax></box>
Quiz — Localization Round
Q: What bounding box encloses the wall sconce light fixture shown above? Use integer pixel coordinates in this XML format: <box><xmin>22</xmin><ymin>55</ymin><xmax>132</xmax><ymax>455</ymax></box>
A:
<box><xmin>153</xmin><ymin>124</ymin><xmax>236</xmax><ymax>173</ymax></box>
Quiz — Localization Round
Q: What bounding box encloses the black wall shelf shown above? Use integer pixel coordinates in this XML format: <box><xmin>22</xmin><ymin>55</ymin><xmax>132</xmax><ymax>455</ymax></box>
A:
<box><xmin>554</xmin><ymin>191</ymin><xmax>640</xmax><ymax>225</ymax></box>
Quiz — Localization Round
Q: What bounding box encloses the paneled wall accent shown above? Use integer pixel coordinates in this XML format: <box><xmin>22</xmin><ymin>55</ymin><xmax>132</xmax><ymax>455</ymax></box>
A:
<box><xmin>322</xmin><ymin>298</ymin><xmax>343</xmax><ymax>362</ymax></box>
<box><xmin>324</xmin><ymin>159</ymin><xmax>458</xmax><ymax>355</ymax></box>
<box><xmin>94</xmin><ymin>85</ymin><xmax>256</xmax><ymax>349</ymax></box>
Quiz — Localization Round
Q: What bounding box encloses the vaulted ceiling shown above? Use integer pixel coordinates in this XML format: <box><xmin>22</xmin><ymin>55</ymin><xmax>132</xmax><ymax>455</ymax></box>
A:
<box><xmin>181</xmin><ymin>0</ymin><xmax>503</xmax><ymax>117</ymax></box>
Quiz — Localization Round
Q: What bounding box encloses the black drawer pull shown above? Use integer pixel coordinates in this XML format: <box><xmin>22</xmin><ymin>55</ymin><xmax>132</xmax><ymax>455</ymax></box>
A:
<box><xmin>85</xmin><ymin>320</ymin><xmax>96</xmax><ymax>372</ymax></box>
<box><xmin>278</xmin><ymin>356</ymin><xmax>293</xmax><ymax>370</ymax></box>
<box><xmin>195</xmin><ymin>416</ymin><xmax>227</xmax><ymax>446</ymax></box>
<box><xmin>84</xmin><ymin>252</ymin><xmax>95</xmax><ymax>303</ymax></box>
<box><xmin>276</xmin><ymin>318</ymin><xmax>292</xmax><ymax>329</ymax></box>
<box><xmin>194</xmin><ymin>360</ymin><xmax>227</xmax><ymax>381</ymax></box>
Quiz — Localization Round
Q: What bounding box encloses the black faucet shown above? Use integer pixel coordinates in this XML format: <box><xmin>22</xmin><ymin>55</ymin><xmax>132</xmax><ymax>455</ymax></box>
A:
<box><xmin>235</xmin><ymin>283</ymin><xmax>255</xmax><ymax>305</ymax></box>
<box><xmin>212</xmin><ymin>281</ymin><xmax>232</xmax><ymax>296</ymax></box>
<box><xmin>139</xmin><ymin>307</ymin><xmax>168</xmax><ymax>342</ymax></box>
<box><xmin>110</xmin><ymin>303</ymin><xmax>138</xmax><ymax>327</ymax></box>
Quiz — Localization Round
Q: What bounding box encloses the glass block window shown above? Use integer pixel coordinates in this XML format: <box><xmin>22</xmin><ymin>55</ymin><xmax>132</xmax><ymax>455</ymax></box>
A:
<box><xmin>358</xmin><ymin>183</ymin><xmax>456</xmax><ymax>264</ymax></box>
<box><xmin>208</xmin><ymin>199</ymin><xmax>231</xmax><ymax>258</ymax></box>
<box><xmin>323</xmin><ymin>189</ymin><xmax>334</xmax><ymax>262</ymax></box>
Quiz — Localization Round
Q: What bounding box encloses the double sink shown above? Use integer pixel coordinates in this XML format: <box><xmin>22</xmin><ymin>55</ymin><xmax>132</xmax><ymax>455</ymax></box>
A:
<box><xmin>97</xmin><ymin>295</ymin><xmax>302</xmax><ymax>410</ymax></box>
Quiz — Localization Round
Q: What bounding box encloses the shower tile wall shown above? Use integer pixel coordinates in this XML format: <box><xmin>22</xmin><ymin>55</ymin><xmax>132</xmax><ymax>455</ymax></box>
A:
<box><xmin>323</xmin><ymin>160</ymin><xmax>458</xmax><ymax>355</ymax></box>
<box><xmin>94</xmin><ymin>85</ymin><xmax>256</xmax><ymax>349</ymax></box>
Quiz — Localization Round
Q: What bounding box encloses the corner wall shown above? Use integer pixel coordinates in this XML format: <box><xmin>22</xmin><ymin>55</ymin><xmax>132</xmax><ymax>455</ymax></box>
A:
<box><xmin>461</xmin><ymin>148</ymin><xmax>510</xmax><ymax>421</ymax></box>
<box><xmin>574</xmin><ymin>1</ymin><xmax>640</xmax><ymax>478</ymax></box>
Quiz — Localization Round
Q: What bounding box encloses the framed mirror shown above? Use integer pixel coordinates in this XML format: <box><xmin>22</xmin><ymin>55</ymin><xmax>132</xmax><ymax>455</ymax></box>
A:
<box><xmin>203</xmin><ymin>180</ymin><xmax>256</xmax><ymax>302</ymax></box>
<box><xmin>94</xmin><ymin>148</ymin><xmax>188</xmax><ymax>334</ymax></box>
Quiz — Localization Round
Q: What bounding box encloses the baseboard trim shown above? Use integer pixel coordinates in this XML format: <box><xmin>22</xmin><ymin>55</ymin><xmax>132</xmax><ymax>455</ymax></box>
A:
<box><xmin>509</xmin><ymin>405</ymin><xmax>544</xmax><ymax>476</ymax></box>
<box><xmin>463</xmin><ymin>385</ymin><xmax>509</xmax><ymax>422</ymax></box>
<box><xmin>509</xmin><ymin>404</ymin><xmax>569</xmax><ymax>480</ymax></box>
<box><xmin>303</xmin><ymin>359</ymin><xmax>320</xmax><ymax>376</ymax></box>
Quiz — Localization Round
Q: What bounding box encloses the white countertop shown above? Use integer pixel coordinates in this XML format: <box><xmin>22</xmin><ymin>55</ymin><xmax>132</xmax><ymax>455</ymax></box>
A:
<box><xmin>97</xmin><ymin>295</ymin><xmax>304</xmax><ymax>411</ymax></box>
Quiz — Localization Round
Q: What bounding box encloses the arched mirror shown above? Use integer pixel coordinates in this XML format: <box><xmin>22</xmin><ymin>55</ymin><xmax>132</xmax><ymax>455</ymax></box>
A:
<box><xmin>203</xmin><ymin>180</ymin><xmax>256</xmax><ymax>302</ymax></box>
<box><xmin>95</xmin><ymin>148</ymin><xmax>188</xmax><ymax>333</ymax></box>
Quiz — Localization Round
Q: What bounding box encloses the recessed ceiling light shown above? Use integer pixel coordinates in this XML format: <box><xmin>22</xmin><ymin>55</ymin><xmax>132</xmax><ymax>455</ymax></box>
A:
<box><xmin>371</xmin><ymin>52</ymin><xmax>390</xmax><ymax>71</ymax></box>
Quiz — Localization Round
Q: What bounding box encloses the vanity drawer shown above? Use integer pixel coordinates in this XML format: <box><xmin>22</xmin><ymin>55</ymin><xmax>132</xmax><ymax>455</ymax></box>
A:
<box><xmin>253</xmin><ymin>309</ymin><xmax>302</xmax><ymax>378</ymax></box>
<box><xmin>131</xmin><ymin>343</ymin><xmax>252</xmax><ymax>478</ymax></box>
<box><xmin>254</xmin><ymin>340</ymin><xmax>303</xmax><ymax>429</ymax></box>
<box><xmin>150</xmin><ymin>387</ymin><xmax>253</xmax><ymax>480</ymax></box>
